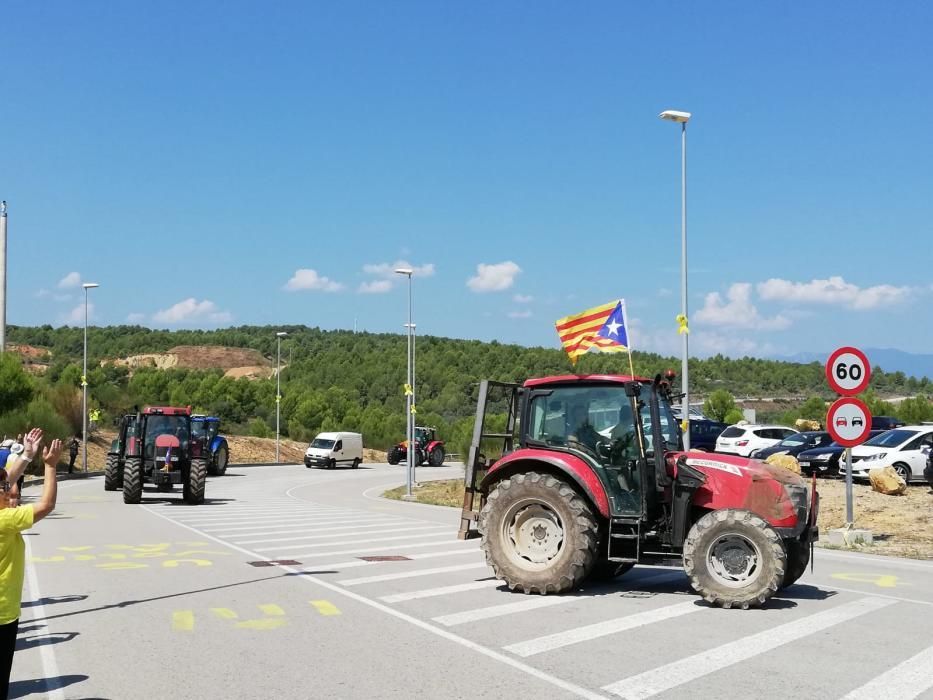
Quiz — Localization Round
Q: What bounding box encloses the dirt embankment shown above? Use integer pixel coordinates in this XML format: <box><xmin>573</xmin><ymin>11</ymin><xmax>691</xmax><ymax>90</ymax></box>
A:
<box><xmin>6</xmin><ymin>343</ymin><xmax>50</xmax><ymax>375</ymax></box>
<box><xmin>107</xmin><ymin>345</ymin><xmax>275</xmax><ymax>380</ymax></box>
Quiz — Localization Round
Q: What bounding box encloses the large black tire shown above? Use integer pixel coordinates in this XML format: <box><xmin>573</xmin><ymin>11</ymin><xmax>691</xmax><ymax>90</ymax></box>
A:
<box><xmin>387</xmin><ymin>446</ymin><xmax>402</xmax><ymax>465</ymax></box>
<box><xmin>683</xmin><ymin>509</ymin><xmax>786</xmax><ymax>609</ymax></box>
<box><xmin>415</xmin><ymin>448</ymin><xmax>425</xmax><ymax>467</ymax></box>
<box><xmin>122</xmin><ymin>457</ymin><xmax>142</xmax><ymax>504</ymax></box>
<box><xmin>781</xmin><ymin>537</ymin><xmax>811</xmax><ymax>589</ymax></box>
<box><xmin>351</xmin><ymin>458</ymin><xmax>360</xmax><ymax>469</ymax></box>
<box><xmin>479</xmin><ymin>471</ymin><xmax>599</xmax><ymax>595</ymax></box>
<box><xmin>209</xmin><ymin>444</ymin><xmax>229</xmax><ymax>476</ymax></box>
<box><xmin>428</xmin><ymin>446</ymin><xmax>446</xmax><ymax>467</ymax></box>
<box><xmin>104</xmin><ymin>454</ymin><xmax>122</xmax><ymax>491</ymax></box>
<box><xmin>185</xmin><ymin>458</ymin><xmax>207</xmax><ymax>504</ymax></box>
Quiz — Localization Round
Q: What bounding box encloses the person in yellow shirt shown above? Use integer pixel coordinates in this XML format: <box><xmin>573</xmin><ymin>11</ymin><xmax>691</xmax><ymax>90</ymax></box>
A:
<box><xmin>0</xmin><ymin>428</ymin><xmax>62</xmax><ymax>698</ymax></box>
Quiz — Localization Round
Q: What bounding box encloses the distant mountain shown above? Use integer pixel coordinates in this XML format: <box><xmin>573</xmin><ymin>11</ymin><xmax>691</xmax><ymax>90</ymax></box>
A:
<box><xmin>776</xmin><ymin>348</ymin><xmax>933</xmax><ymax>381</ymax></box>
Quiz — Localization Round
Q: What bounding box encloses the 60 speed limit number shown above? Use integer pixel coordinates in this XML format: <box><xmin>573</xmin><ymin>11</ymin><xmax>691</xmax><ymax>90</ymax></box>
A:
<box><xmin>825</xmin><ymin>346</ymin><xmax>871</xmax><ymax>396</ymax></box>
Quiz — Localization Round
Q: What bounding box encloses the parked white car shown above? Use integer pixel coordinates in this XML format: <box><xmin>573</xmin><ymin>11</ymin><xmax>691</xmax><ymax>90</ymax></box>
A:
<box><xmin>845</xmin><ymin>425</ymin><xmax>933</xmax><ymax>483</ymax></box>
<box><xmin>715</xmin><ymin>424</ymin><xmax>798</xmax><ymax>457</ymax></box>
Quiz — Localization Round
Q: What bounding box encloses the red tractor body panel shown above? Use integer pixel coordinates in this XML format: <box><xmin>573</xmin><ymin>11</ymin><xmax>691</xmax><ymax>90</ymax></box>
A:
<box><xmin>144</xmin><ymin>406</ymin><xmax>192</xmax><ymax>416</ymax></box>
<box><xmin>669</xmin><ymin>451</ymin><xmax>806</xmax><ymax>529</ymax></box>
<box><xmin>523</xmin><ymin>374</ymin><xmax>650</xmax><ymax>388</ymax></box>
<box><xmin>425</xmin><ymin>439</ymin><xmax>444</xmax><ymax>453</ymax></box>
<box><xmin>482</xmin><ymin>448</ymin><xmax>611</xmax><ymax>518</ymax></box>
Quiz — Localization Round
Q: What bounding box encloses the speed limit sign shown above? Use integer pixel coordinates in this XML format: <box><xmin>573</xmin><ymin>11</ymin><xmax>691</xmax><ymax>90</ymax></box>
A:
<box><xmin>826</xmin><ymin>346</ymin><xmax>871</xmax><ymax>396</ymax></box>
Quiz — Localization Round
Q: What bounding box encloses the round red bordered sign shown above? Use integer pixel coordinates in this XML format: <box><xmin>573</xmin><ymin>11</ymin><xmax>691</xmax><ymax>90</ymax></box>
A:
<box><xmin>827</xmin><ymin>397</ymin><xmax>873</xmax><ymax>447</ymax></box>
<box><xmin>825</xmin><ymin>346</ymin><xmax>871</xmax><ymax>396</ymax></box>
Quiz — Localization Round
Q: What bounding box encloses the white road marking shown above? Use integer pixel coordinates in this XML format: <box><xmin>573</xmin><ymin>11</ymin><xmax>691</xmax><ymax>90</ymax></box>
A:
<box><xmin>255</xmin><ymin>530</ymin><xmax>453</xmax><ymax>553</ymax></box>
<box><xmin>237</xmin><ymin>524</ymin><xmax>448</xmax><ymax>545</ymax></box>
<box><xmin>340</xmin><ymin>563</ymin><xmax>490</xmax><ymax>586</ymax></box>
<box><xmin>142</xmin><ymin>505</ymin><xmax>606</xmax><ymax>700</ymax></box>
<box><xmin>432</xmin><ymin>595</ymin><xmax>582</xmax><ymax>626</ymax></box>
<box><xmin>208</xmin><ymin>516</ymin><xmax>400</xmax><ymax>534</ymax></box>
<box><xmin>186</xmin><ymin>514</ymin><xmax>391</xmax><ymax>529</ymax></box>
<box><xmin>381</xmin><ymin>578</ymin><xmax>503</xmax><ymax>603</ymax></box>
<box><xmin>602</xmin><ymin>596</ymin><xmax>896</xmax><ymax>699</ymax></box>
<box><xmin>276</xmin><ymin>538</ymin><xmax>473</xmax><ymax>560</ymax></box>
<box><xmin>312</xmin><ymin>547</ymin><xmax>482</xmax><ymax>573</ymax></box>
<box><xmin>504</xmin><ymin>599</ymin><xmax>703</xmax><ymax>657</ymax></box>
<box><xmin>841</xmin><ymin>644</ymin><xmax>933</xmax><ymax>699</ymax></box>
<box><xmin>23</xmin><ymin>538</ymin><xmax>65</xmax><ymax>700</ymax></box>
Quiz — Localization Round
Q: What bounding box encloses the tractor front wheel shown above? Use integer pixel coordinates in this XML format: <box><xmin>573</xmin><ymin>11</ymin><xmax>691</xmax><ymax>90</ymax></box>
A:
<box><xmin>479</xmin><ymin>471</ymin><xmax>599</xmax><ymax>595</ymax></box>
<box><xmin>428</xmin><ymin>446</ymin><xmax>446</xmax><ymax>467</ymax></box>
<box><xmin>185</xmin><ymin>458</ymin><xmax>208</xmax><ymax>504</ymax></box>
<box><xmin>683</xmin><ymin>509</ymin><xmax>786</xmax><ymax>609</ymax></box>
<box><xmin>387</xmin><ymin>446</ymin><xmax>402</xmax><ymax>465</ymax></box>
<box><xmin>104</xmin><ymin>455</ymin><xmax>122</xmax><ymax>491</ymax></box>
<box><xmin>780</xmin><ymin>536</ymin><xmax>811</xmax><ymax>589</ymax></box>
<box><xmin>122</xmin><ymin>457</ymin><xmax>142</xmax><ymax>504</ymax></box>
<box><xmin>210</xmin><ymin>444</ymin><xmax>229</xmax><ymax>476</ymax></box>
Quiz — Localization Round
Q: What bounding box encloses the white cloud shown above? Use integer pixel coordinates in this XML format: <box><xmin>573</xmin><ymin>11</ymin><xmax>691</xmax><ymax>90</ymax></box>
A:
<box><xmin>283</xmin><ymin>269</ymin><xmax>344</xmax><ymax>292</ymax></box>
<box><xmin>358</xmin><ymin>280</ymin><xmax>394</xmax><ymax>294</ymax></box>
<box><xmin>507</xmin><ymin>309</ymin><xmax>533</xmax><ymax>319</ymax></box>
<box><xmin>757</xmin><ymin>276</ymin><xmax>911</xmax><ymax>310</ymax></box>
<box><xmin>513</xmin><ymin>294</ymin><xmax>534</xmax><ymax>303</ymax></box>
<box><xmin>695</xmin><ymin>283</ymin><xmax>791</xmax><ymax>330</ymax></box>
<box><xmin>126</xmin><ymin>312</ymin><xmax>146</xmax><ymax>323</ymax></box>
<box><xmin>467</xmin><ymin>261</ymin><xmax>521</xmax><ymax>292</ymax></box>
<box><xmin>152</xmin><ymin>298</ymin><xmax>232</xmax><ymax>325</ymax></box>
<box><xmin>58</xmin><ymin>272</ymin><xmax>82</xmax><ymax>289</ymax></box>
<box><xmin>627</xmin><ymin>317</ymin><xmax>775</xmax><ymax>359</ymax></box>
<box><xmin>64</xmin><ymin>302</ymin><xmax>93</xmax><ymax>324</ymax></box>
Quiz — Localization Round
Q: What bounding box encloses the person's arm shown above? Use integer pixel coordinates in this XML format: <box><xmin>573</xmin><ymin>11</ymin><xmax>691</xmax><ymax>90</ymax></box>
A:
<box><xmin>4</xmin><ymin>427</ymin><xmax>43</xmax><ymax>484</ymax></box>
<box><xmin>31</xmin><ymin>439</ymin><xmax>62</xmax><ymax>522</ymax></box>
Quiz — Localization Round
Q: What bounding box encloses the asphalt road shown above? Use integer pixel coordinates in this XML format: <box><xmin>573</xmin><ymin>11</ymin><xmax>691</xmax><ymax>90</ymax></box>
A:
<box><xmin>12</xmin><ymin>463</ymin><xmax>933</xmax><ymax>700</ymax></box>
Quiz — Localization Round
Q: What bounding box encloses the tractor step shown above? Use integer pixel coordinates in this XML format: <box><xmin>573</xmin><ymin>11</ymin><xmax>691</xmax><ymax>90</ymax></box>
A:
<box><xmin>607</xmin><ymin>517</ymin><xmax>641</xmax><ymax>561</ymax></box>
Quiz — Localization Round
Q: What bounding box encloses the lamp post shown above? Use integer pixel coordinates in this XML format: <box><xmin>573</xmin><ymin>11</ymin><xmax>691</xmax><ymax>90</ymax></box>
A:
<box><xmin>275</xmin><ymin>331</ymin><xmax>288</xmax><ymax>463</ymax></box>
<box><xmin>659</xmin><ymin>109</ymin><xmax>692</xmax><ymax>449</ymax></box>
<box><xmin>394</xmin><ymin>267</ymin><xmax>414</xmax><ymax>498</ymax></box>
<box><xmin>82</xmin><ymin>282</ymin><xmax>99</xmax><ymax>473</ymax></box>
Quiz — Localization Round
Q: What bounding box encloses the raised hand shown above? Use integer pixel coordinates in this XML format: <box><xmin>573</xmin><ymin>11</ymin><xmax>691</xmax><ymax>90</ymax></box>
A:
<box><xmin>23</xmin><ymin>428</ymin><xmax>44</xmax><ymax>460</ymax></box>
<box><xmin>43</xmin><ymin>439</ymin><xmax>63</xmax><ymax>467</ymax></box>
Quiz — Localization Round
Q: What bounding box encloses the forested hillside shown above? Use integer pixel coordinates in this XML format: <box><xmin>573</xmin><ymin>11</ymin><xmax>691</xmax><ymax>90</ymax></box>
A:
<box><xmin>5</xmin><ymin>324</ymin><xmax>932</xmax><ymax>453</ymax></box>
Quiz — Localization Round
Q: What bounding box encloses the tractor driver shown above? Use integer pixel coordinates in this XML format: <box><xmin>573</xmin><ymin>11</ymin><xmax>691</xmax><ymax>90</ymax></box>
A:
<box><xmin>567</xmin><ymin>404</ymin><xmax>601</xmax><ymax>455</ymax></box>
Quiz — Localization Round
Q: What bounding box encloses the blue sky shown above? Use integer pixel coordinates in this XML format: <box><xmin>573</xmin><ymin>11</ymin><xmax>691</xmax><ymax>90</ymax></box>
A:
<box><xmin>3</xmin><ymin>2</ymin><xmax>931</xmax><ymax>358</ymax></box>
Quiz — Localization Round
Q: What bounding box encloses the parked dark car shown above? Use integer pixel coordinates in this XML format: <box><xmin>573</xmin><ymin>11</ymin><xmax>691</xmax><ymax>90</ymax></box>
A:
<box><xmin>750</xmin><ymin>431</ymin><xmax>834</xmax><ymax>460</ymax></box>
<box><xmin>797</xmin><ymin>429</ymin><xmax>885</xmax><ymax>477</ymax></box>
<box><xmin>872</xmin><ymin>416</ymin><xmax>905</xmax><ymax>431</ymax></box>
<box><xmin>689</xmin><ymin>419</ymin><xmax>727</xmax><ymax>451</ymax></box>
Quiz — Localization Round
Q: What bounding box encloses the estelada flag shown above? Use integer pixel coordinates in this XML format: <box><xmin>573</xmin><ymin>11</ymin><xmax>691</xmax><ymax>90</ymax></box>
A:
<box><xmin>555</xmin><ymin>299</ymin><xmax>629</xmax><ymax>365</ymax></box>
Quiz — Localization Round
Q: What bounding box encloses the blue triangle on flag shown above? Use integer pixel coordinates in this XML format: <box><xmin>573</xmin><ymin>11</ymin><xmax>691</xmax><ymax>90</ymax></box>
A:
<box><xmin>596</xmin><ymin>301</ymin><xmax>628</xmax><ymax>346</ymax></box>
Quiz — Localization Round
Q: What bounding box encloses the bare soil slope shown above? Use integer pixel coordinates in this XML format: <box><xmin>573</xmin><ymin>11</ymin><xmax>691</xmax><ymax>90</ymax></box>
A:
<box><xmin>108</xmin><ymin>345</ymin><xmax>273</xmax><ymax>379</ymax></box>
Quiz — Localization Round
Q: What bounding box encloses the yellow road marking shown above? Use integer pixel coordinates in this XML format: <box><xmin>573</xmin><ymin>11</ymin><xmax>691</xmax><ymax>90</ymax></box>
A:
<box><xmin>59</xmin><ymin>546</ymin><xmax>93</xmax><ymax>552</ymax></box>
<box><xmin>172</xmin><ymin>611</ymin><xmax>194</xmax><ymax>632</ymax></box>
<box><xmin>96</xmin><ymin>562</ymin><xmax>147</xmax><ymax>570</ymax></box>
<box><xmin>258</xmin><ymin>604</ymin><xmax>285</xmax><ymax>616</ymax></box>
<box><xmin>310</xmin><ymin>600</ymin><xmax>341</xmax><ymax>616</ymax></box>
<box><xmin>28</xmin><ymin>556</ymin><xmax>66</xmax><ymax>563</ymax></box>
<box><xmin>162</xmin><ymin>558</ymin><xmax>212</xmax><ymax>568</ymax></box>
<box><xmin>73</xmin><ymin>555</ymin><xmax>96</xmax><ymax>561</ymax></box>
<box><xmin>832</xmin><ymin>573</ymin><xmax>899</xmax><ymax>588</ymax></box>
<box><xmin>210</xmin><ymin>608</ymin><xmax>238</xmax><ymax>620</ymax></box>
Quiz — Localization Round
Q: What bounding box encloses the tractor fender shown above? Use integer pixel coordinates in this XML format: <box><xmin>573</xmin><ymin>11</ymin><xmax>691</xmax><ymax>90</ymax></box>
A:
<box><xmin>209</xmin><ymin>436</ymin><xmax>227</xmax><ymax>455</ymax></box>
<box><xmin>480</xmin><ymin>449</ymin><xmax>610</xmax><ymax>519</ymax></box>
<box><xmin>425</xmin><ymin>440</ymin><xmax>444</xmax><ymax>452</ymax></box>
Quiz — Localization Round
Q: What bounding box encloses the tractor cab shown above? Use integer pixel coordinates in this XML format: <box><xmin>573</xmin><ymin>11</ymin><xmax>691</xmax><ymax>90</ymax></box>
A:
<box><xmin>191</xmin><ymin>416</ymin><xmax>219</xmax><ymax>442</ymax></box>
<box><xmin>414</xmin><ymin>426</ymin><xmax>436</xmax><ymax>449</ymax></box>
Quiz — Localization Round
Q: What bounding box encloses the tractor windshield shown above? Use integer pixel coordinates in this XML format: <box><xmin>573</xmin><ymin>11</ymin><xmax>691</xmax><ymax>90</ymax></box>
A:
<box><xmin>414</xmin><ymin>427</ymin><xmax>432</xmax><ymax>446</ymax></box>
<box><xmin>192</xmin><ymin>421</ymin><xmax>218</xmax><ymax>441</ymax></box>
<box><xmin>143</xmin><ymin>415</ymin><xmax>190</xmax><ymax>457</ymax></box>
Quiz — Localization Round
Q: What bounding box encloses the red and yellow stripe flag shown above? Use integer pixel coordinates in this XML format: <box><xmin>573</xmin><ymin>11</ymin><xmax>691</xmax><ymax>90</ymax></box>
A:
<box><xmin>555</xmin><ymin>299</ymin><xmax>629</xmax><ymax>365</ymax></box>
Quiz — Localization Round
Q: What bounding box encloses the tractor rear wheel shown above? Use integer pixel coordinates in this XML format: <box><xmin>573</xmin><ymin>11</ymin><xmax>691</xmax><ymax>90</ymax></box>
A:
<box><xmin>780</xmin><ymin>536</ymin><xmax>811</xmax><ymax>589</ymax></box>
<box><xmin>429</xmin><ymin>446</ymin><xmax>445</xmax><ymax>467</ymax></box>
<box><xmin>104</xmin><ymin>455</ymin><xmax>122</xmax><ymax>491</ymax></box>
<box><xmin>122</xmin><ymin>457</ymin><xmax>142</xmax><ymax>504</ymax></box>
<box><xmin>683</xmin><ymin>509</ymin><xmax>786</xmax><ymax>609</ymax></box>
<box><xmin>479</xmin><ymin>471</ymin><xmax>599</xmax><ymax>595</ymax></box>
<box><xmin>387</xmin><ymin>447</ymin><xmax>402</xmax><ymax>465</ymax></box>
<box><xmin>209</xmin><ymin>444</ymin><xmax>229</xmax><ymax>476</ymax></box>
<box><xmin>415</xmin><ymin>448</ymin><xmax>425</xmax><ymax>466</ymax></box>
<box><xmin>185</xmin><ymin>458</ymin><xmax>208</xmax><ymax>504</ymax></box>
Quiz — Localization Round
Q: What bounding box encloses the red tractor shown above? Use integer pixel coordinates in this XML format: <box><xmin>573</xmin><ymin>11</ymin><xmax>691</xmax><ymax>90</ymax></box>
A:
<box><xmin>459</xmin><ymin>374</ymin><xmax>819</xmax><ymax>609</ymax></box>
<box><xmin>121</xmin><ymin>406</ymin><xmax>209</xmax><ymax>505</ymax></box>
<box><xmin>387</xmin><ymin>426</ymin><xmax>446</xmax><ymax>467</ymax></box>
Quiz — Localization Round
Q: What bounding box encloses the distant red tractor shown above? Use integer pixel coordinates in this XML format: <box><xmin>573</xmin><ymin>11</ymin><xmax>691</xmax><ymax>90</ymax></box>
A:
<box><xmin>387</xmin><ymin>426</ymin><xmax>446</xmax><ymax>467</ymax></box>
<box><xmin>459</xmin><ymin>374</ymin><xmax>819</xmax><ymax>609</ymax></box>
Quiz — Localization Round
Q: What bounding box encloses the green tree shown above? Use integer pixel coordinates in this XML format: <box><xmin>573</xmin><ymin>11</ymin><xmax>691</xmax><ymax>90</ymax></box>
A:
<box><xmin>0</xmin><ymin>353</ymin><xmax>35</xmax><ymax>413</ymax></box>
<box><xmin>723</xmin><ymin>408</ymin><xmax>745</xmax><ymax>425</ymax></box>
<box><xmin>703</xmin><ymin>389</ymin><xmax>737</xmax><ymax>423</ymax></box>
<box><xmin>798</xmin><ymin>396</ymin><xmax>828</xmax><ymax>426</ymax></box>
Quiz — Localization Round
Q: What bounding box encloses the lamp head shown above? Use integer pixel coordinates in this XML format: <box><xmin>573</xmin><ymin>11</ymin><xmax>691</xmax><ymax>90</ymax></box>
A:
<box><xmin>82</xmin><ymin>283</ymin><xmax>100</xmax><ymax>289</ymax></box>
<box><xmin>394</xmin><ymin>268</ymin><xmax>414</xmax><ymax>276</ymax></box>
<box><xmin>276</xmin><ymin>331</ymin><xmax>288</xmax><ymax>337</ymax></box>
<box><xmin>659</xmin><ymin>110</ymin><xmax>691</xmax><ymax>123</ymax></box>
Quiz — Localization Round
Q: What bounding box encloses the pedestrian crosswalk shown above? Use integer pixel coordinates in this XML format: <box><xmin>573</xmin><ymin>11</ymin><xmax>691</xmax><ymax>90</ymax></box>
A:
<box><xmin>147</xmin><ymin>496</ymin><xmax>933</xmax><ymax>700</ymax></box>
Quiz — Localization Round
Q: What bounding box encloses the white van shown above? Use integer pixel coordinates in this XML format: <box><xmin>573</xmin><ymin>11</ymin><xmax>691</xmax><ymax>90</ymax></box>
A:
<box><xmin>304</xmin><ymin>432</ymin><xmax>363</xmax><ymax>469</ymax></box>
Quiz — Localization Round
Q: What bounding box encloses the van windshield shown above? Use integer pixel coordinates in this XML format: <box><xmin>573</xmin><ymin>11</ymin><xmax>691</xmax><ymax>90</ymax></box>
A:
<box><xmin>310</xmin><ymin>439</ymin><xmax>335</xmax><ymax>449</ymax></box>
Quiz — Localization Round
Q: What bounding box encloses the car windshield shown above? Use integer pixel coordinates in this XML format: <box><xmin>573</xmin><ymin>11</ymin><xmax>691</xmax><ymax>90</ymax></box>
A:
<box><xmin>864</xmin><ymin>429</ymin><xmax>917</xmax><ymax>447</ymax></box>
<box><xmin>779</xmin><ymin>434</ymin><xmax>808</xmax><ymax>446</ymax></box>
<box><xmin>311</xmin><ymin>438</ymin><xmax>335</xmax><ymax>449</ymax></box>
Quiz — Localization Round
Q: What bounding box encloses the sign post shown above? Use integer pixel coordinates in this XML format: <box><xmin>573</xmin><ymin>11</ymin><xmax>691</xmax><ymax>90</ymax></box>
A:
<box><xmin>825</xmin><ymin>346</ymin><xmax>872</xmax><ymax>535</ymax></box>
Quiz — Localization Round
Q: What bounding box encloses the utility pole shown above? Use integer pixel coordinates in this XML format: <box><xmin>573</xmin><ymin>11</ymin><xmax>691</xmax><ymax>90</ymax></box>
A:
<box><xmin>0</xmin><ymin>201</ymin><xmax>7</xmax><ymax>354</ymax></box>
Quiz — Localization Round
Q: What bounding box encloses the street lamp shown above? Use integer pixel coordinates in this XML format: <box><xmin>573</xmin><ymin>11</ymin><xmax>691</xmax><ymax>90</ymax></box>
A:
<box><xmin>394</xmin><ymin>268</ymin><xmax>414</xmax><ymax>498</ymax></box>
<box><xmin>659</xmin><ymin>109</ymin><xmax>692</xmax><ymax>449</ymax></box>
<box><xmin>81</xmin><ymin>282</ymin><xmax>99</xmax><ymax>473</ymax></box>
<box><xmin>275</xmin><ymin>331</ymin><xmax>288</xmax><ymax>463</ymax></box>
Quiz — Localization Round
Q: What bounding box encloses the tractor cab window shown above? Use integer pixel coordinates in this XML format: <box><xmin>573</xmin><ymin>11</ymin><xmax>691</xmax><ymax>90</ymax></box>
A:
<box><xmin>639</xmin><ymin>397</ymin><xmax>679</xmax><ymax>455</ymax></box>
<box><xmin>415</xmin><ymin>427</ymin><xmax>431</xmax><ymax>446</ymax></box>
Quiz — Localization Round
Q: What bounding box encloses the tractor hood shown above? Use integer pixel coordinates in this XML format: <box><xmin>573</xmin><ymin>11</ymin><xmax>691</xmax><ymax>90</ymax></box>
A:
<box><xmin>666</xmin><ymin>451</ymin><xmax>810</xmax><ymax>529</ymax></box>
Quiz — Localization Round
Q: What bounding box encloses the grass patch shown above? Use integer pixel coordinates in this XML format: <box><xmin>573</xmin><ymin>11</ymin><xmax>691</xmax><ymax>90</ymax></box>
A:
<box><xmin>383</xmin><ymin>479</ymin><xmax>464</xmax><ymax>508</ymax></box>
